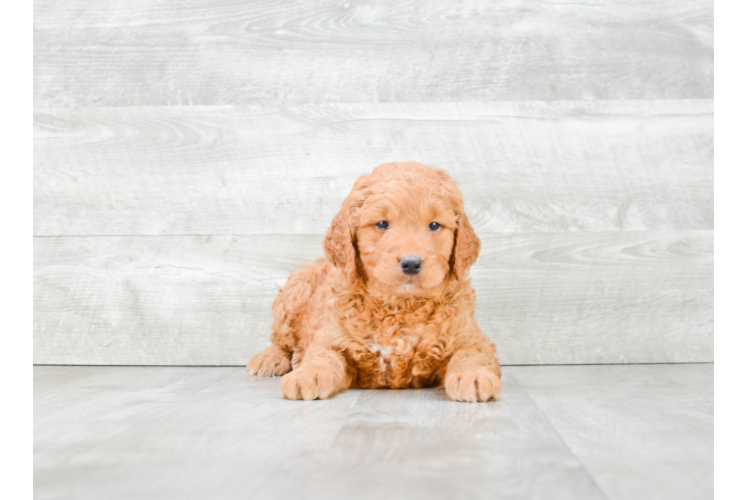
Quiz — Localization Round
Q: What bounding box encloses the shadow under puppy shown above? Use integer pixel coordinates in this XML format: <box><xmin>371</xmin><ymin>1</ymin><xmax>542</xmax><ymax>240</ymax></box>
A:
<box><xmin>248</xmin><ymin>162</ymin><xmax>501</xmax><ymax>402</ymax></box>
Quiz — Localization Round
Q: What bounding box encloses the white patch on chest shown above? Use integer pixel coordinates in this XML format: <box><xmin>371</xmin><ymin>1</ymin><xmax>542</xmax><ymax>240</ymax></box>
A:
<box><xmin>367</xmin><ymin>343</ymin><xmax>394</xmax><ymax>376</ymax></box>
<box><xmin>366</xmin><ymin>336</ymin><xmax>420</xmax><ymax>376</ymax></box>
<box><xmin>367</xmin><ymin>343</ymin><xmax>393</xmax><ymax>356</ymax></box>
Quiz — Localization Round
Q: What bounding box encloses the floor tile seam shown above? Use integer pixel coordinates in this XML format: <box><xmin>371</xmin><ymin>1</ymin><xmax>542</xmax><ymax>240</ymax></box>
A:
<box><xmin>518</xmin><ymin>377</ymin><xmax>613</xmax><ymax>500</ymax></box>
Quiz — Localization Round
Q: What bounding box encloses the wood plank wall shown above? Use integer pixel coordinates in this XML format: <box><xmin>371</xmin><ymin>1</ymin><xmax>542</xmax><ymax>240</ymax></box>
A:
<box><xmin>34</xmin><ymin>0</ymin><xmax>713</xmax><ymax>365</ymax></box>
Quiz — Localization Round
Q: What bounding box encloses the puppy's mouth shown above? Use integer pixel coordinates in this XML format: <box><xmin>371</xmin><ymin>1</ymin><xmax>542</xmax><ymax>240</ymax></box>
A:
<box><xmin>396</xmin><ymin>274</ymin><xmax>422</xmax><ymax>288</ymax></box>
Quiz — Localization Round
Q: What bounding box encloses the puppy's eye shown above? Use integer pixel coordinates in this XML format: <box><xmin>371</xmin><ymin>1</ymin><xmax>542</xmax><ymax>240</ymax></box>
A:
<box><xmin>376</xmin><ymin>221</ymin><xmax>389</xmax><ymax>230</ymax></box>
<box><xmin>428</xmin><ymin>222</ymin><xmax>441</xmax><ymax>231</ymax></box>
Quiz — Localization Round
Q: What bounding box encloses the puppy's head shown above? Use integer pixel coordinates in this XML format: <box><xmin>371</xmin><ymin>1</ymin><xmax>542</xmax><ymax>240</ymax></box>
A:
<box><xmin>324</xmin><ymin>162</ymin><xmax>480</xmax><ymax>294</ymax></box>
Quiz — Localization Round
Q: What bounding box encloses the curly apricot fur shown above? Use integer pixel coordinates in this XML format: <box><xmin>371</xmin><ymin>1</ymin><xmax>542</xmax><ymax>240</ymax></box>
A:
<box><xmin>248</xmin><ymin>162</ymin><xmax>501</xmax><ymax>402</ymax></box>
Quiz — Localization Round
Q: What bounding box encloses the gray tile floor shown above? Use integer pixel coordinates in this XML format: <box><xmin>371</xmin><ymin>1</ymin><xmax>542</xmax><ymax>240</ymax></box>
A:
<box><xmin>34</xmin><ymin>364</ymin><xmax>713</xmax><ymax>500</ymax></box>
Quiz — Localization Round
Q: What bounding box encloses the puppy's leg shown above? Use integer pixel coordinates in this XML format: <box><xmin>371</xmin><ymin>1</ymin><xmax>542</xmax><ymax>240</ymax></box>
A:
<box><xmin>248</xmin><ymin>263</ymin><xmax>322</xmax><ymax>376</ymax></box>
<box><xmin>444</xmin><ymin>344</ymin><xmax>502</xmax><ymax>403</ymax></box>
<box><xmin>280</xmin><ymin>344</ymin><xmax>351</xmax><ymax>400</ymax></box>
<box><xmin>247</xmin><ymin>344</ymin><xmax>292</xmax><ymax>376</ymax></box>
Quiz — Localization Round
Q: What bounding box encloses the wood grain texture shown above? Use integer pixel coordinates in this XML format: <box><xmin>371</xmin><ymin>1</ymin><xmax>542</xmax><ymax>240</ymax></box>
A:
<box><xmin>513</xmin><ymin>364</ymin><xmax>714</xmax><ymax>500</ymax></box>
<box><xmin>33</xmin><ymin>0</ymin><xmax>715</xmax><ymax>369</ymax></box>
<box><xmin>34</xmin><ymin>100</ymin><xmax>713</xmax><ymax>236</ymax></box>
<box><xmin>34</xmin><ymin>364</ymin><xmax>713</xmax><ymax>500</ymax></box>
<box><xmin>33</xmin><ymin>0</ymin><xmax>712</xmax><ymax>107</ymax></box>
<box><xmin>33</xmin><ymin>230</ymin><xmax>712</xmax><ymax>365</ymax></box>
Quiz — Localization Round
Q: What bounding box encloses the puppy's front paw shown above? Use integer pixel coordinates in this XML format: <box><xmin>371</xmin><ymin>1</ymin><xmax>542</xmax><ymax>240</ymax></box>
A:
<box><xmin>445</xmin><ymin>369</ymin><xmax>501</xmax><ymax>402</ymax></box>
<box><xmin>247</xmin><ymin>346</ymin><xmax>292</xmax><ymax>376</ymax></box>
<box><xmin>280</xmin><ymin>367</ymin><xmax>342</xmax><ymax>401</ymax></box>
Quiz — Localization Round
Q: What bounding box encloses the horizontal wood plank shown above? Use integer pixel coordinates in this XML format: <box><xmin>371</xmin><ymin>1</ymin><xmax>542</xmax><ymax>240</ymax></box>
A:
<box><xmin>33</xmin><ymin>231</ymin><xmax>713</xmax><ymax>365</ymax></box>
<box><xmin>34</xmin><ymin>100</ymin><xmax>713</xmax><ymax>236</ymax></box>
<box><xmin>33</xmin><ymin>0</ymin><xmax>712</xmax><ymax>106</ymax></box>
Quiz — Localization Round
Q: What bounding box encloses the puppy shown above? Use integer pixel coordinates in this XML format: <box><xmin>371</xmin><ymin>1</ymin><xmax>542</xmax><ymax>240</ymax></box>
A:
<box><xmin>247</xmin><ymin>162</ymin><xmax>501</xmax><ymax>402</ymax></box>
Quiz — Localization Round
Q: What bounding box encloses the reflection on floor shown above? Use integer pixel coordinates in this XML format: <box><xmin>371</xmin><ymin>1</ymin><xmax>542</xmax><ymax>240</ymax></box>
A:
<box><xmin>34</xmin><ymin>364</ymin><xmax>713</xmax><ymax>500</ymax></box>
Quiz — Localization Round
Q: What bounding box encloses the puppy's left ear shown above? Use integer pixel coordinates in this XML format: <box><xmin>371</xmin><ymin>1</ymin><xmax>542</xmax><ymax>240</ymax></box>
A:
<box><xmin>451</xmin><ymin>213</ymin><xmax>480</xmax><ymax>280</ymax></box>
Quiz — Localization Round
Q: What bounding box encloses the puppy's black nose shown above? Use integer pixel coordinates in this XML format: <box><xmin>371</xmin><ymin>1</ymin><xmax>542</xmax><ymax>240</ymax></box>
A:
<box><xmin>399</xmin><ymin>256</ymin><xmax>422</xmax><ymax>275</ymax></box>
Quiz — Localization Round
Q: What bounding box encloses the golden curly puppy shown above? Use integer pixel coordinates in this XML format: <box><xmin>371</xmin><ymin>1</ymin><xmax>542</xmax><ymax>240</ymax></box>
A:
<box><xmin>247</xmin><ymin>162</ymin><xmax>501</xmax><ymax>402</ymax></box>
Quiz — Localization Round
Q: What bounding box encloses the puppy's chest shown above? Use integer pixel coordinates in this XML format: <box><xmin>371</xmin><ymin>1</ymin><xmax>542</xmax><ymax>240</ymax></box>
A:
<box><xmin>345</xmin><ymin>321</ymin><xmax>449</xmax><ymax>389</ymax></box>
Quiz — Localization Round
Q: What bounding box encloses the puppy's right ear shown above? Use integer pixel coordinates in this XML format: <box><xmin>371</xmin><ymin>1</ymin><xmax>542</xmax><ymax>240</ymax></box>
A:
<box><xmin>324</xmin><ymin>200</ymin><xmax>358</xmax><ymax>280</ymax></box>
<box><xmin>325</xmin><ymin>174</ymin><xmax>373</xmax><ymax>281</ymax></box>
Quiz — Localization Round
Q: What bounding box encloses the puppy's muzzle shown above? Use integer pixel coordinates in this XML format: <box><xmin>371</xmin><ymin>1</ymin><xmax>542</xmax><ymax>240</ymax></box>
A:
<box><xmin>399</xmin><ymin>256</ymin><xmax>422</xmax><ymax>275</ymax></box>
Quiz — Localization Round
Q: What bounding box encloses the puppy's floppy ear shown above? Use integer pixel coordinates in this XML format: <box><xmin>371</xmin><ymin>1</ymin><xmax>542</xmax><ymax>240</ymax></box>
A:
<box><xmin>451</xmin><ymin>212</ymin><xmax>480</xmax><ymax>280</ymax></box>
<box><xmin>324</xmin><ymin>202</ymin><xmax>358</xmax><ymax>280</ymax></box>
<box><xmin>325</xmin><ymin>174</ymin><xmax>373</xmax><ymax>279</ymax></box>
